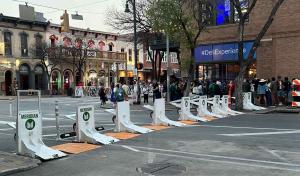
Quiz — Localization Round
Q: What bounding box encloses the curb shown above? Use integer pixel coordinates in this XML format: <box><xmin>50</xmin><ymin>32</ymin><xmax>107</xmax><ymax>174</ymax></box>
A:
<box><xmin>0</xmin><ymin>152</ymin><xmax>41</xmax><ymax>176</ymax></box>
<box><xmin>1</xmin><ymin>162</ymin><xmax>40</xmax><ymax>176</ymax></box>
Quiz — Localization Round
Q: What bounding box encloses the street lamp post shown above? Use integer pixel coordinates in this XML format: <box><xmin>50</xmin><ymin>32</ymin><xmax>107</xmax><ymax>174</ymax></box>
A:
<box><xmin>166</xmin><ymin>35</ymin><xmax>170</xmax><ymax>102</ymax></box>
<box><xmin>125</xmin><ymin>0</ymin><xmax>141</xmax><ymax>104</ymax></box>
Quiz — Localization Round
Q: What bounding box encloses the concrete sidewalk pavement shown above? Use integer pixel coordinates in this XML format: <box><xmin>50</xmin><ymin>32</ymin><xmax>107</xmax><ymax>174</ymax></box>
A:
<box><xmin>0</xmin><ymin>152</ymin><xmax>40</xmax><ymax>175</ymax></box>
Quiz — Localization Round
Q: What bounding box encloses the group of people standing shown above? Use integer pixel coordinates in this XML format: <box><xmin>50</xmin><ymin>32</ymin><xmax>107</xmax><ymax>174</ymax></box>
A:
<box><xmin>98</xmin><ymin>75</ymin><xmax>298</xmax><ymax>108</ymax></box>
<box><xmin>250</xmin><ymin>76</ymin><xmax>294</xmax><ymax>107</ymax></box>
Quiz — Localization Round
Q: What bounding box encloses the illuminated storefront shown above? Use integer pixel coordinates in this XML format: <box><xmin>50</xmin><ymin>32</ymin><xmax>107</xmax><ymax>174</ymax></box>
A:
<box><xmin>195</xmin><ymin>41</ymin><xmax>256</xmax><ymax>81</ymax></box>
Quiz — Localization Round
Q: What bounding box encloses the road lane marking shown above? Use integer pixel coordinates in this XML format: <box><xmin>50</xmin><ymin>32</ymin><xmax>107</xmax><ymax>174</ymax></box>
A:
<box><xmin>121</xmin><ymin>145</ymin><xmax>140</xmax><ymax>152</ymax></box>
<box><xmin>113</xmin><ymin>145</ymin><xmax>300</xmax><ymax>172</ymax></box>
<box><xmin>137</xmin><ymin>150</ymin><xmax>300</xmax><ymax>172</ymax></box>
<box><xmin>219</xmin><ymin>130</ymin><xmax>300</xmax><ymax>137</ymax></box>
<box><xmin>259</xmin><ymin>146</ymin><xmax>290</xmax><ymax>163</ymax></box>
<box><xmin>120</xmin><ymin>145</ymin><xmax>300</xmax><ymax>167</ymax></box>
<box><xmin>190</xmin><ymin>125</ymin><xmax>299</xmax><ymax>131</ymax></box>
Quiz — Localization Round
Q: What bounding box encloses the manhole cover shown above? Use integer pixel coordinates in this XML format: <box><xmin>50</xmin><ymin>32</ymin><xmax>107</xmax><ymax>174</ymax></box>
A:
<box><xmin>137</xmin><ymin>162</ymin><xmax>186</xmax><ymax>175</ymax></box>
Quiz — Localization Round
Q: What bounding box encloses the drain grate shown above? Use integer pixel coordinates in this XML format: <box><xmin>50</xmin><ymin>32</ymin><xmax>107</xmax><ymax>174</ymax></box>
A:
<box><xmin>137</xmin><ymin>162</ymin><xmax>186</xmax><ymax>175</ymax></box>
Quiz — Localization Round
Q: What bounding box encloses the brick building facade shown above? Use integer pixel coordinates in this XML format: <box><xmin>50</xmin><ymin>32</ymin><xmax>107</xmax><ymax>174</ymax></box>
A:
<box><xmin>194</xmin><ymin>0</ymin><xmax>300</xmax><ymax>81</ymax></box>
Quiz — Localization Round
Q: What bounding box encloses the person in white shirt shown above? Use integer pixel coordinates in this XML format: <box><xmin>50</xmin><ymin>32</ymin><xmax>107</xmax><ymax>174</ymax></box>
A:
<box><xmin>142</xmin><ymin>83</ymin><xmax>150</xmax><ymax>103</ymax></box>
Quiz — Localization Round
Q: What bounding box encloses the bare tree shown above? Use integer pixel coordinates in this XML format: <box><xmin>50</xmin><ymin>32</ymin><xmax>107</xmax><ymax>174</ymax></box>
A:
<box><xmin>230</xmin><ymin>0</ymin><xmax>287</xmax><ymax>109</ymax></box>
<box><xmin>106</xmin><ymin>0</ymin><xmax>169</xmax><ymax>82</ymax></box>
<box><xmin>147</xmin><ymin>0</ymin><xmax>210</xmax><ymax>95</ymax></box>
<box><xmin>31</xmin><ymin>42</ymin><xmax>64</xmax><ymax>91</ymax></box>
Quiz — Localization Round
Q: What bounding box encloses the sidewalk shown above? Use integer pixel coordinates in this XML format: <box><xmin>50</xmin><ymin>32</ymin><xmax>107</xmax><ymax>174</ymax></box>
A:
<box><xmin>0</xmin><ymin>152</ymin><xmax>40</xmax><ymax>175</ymax></box>
<box><xmin>256</xmin><ymin>106</ymin><xmax>300</xmax><ymax>114</ymax></box>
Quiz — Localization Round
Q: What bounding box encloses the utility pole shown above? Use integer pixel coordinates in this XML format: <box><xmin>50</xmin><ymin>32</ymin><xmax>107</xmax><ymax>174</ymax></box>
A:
<box><xmin>125</xmin><ymin>0</ymin><xmax>141</xmax><ymax>104</ymax></box>
<box><xmin>166</xmin><ymin>35</ymin><xmax>170</xmax><ymax>102</ymax></box>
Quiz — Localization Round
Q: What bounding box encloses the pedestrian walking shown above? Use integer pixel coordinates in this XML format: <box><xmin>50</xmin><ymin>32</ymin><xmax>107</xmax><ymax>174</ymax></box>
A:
<box><xmin>110</xmin><ymin>83</ymin><xmax>117</xmax><ymax>107</ymax></box>
<box><xmin>257</xmin><ymin>79</ymin><xmax>267</xmax><ymax>106</ymax></box>
<box><xmin>114</xmin><ymin>84</ymin><xmax>126</xmax><ymax>102</ymax></box>
<box><xmin>270</xmin><ymin>77</ymin><xmax>279</xmax><ymax>106</ymax></box>
<box><xmin>98</xmin><ymin>83</ymin><xmax>107</xmax><ymax>107</ymax></box>
<box><xmin>266</xmin><ymin>79</ymin><xmax>273</xmax><ymax>106</ymax></box>
<box><xmin>283</xmin><ymin>77</ymin><xmax>292</xmax><ymax>106</ymax></box>
<box><xmin>277</xmin><ymin>76</ymin><xmax>284</xmax><ymax>106</ymax></box>
<box><xmin>142</xmin><ymin>83</ymin><xmax>150</xmax><ymax>104</ymax></box>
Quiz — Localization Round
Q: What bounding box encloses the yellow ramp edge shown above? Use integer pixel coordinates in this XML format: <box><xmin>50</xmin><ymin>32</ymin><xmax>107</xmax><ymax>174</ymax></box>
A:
<box><xmin>52</xmin><ymin>143</ymin><xmax>100</xmax><ymax>154</ymax></box>
<box><xmin>203</xmin><ymin>116</ymin><xmax>217</xmax><ymax>121</ymax></box>
<box><xmin>105</xmin><ymin>132</ymin><xmax>141</xmax><ymax>140</ymax></box>
<box><xmin>143</xmin><ymin>125</ymin><xmax>171</xmax><ymax>131</ymax></box>
<box><xmin>179</xmin><ymin>120</ymin><xmax>199</xmax><ymax>125</ymax></box>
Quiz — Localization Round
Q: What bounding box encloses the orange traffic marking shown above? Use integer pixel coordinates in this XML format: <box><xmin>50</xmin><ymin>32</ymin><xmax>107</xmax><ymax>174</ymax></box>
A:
<box><xmin>105</xmin><ymin>132</ymin><xmax>140</xmax><ymax>140</ymax></box>
<box><xmin>143</xmin><ymin>125</ymin><xmax>171</xmax><ymax>131</ymax></box>
<box><xmin>52</xmin><ymin>143</ymin><xmax>100</xmax><ymax>154</ymax></box>
<box><xmin>179</xmin><ymin>120</ymin><xmax>198</xmax><ymax>125</ymax></box>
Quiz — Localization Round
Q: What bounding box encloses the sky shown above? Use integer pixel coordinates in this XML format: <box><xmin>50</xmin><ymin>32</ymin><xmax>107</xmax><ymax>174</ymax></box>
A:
<box><xmin>0</xmin><ymin>0</ymin><xmax>125</xmax><ymax>33</ymax></box>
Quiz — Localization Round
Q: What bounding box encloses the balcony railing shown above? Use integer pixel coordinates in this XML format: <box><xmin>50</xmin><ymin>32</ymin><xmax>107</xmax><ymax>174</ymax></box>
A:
<box><xmin>47</xmin><ymin>47</ymin><xmax>126</xmax><ymax>61</ymax></box>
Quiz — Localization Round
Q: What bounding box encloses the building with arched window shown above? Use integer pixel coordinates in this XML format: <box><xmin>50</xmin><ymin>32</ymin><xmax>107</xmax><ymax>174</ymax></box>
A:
<box><xmin>0</xmin><ymin>14</ymin><xmax>49</xmax><ymax>95</ymax></box>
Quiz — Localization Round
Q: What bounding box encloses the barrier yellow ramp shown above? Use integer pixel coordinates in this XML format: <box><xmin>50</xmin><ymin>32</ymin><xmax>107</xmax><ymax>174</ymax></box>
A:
<box><xmin>105</xmin><ymin>132</ymin><xmax>141</xmax><ymax>140</ymax></box>
<box><xmin>179</xmin><ymin>120</ymin><xmax>199</xmax><ymax>125</ymax></box>
<box><xmin>143</xmin><ymin>125</ymin><xmax>171</xmax><ymax>131</ymax></box>
<box><xmin>52</xmin><ymin>143</ymin><xmax>100</xmax><ymax>154</ymax></box>
<box><xmin>203</xmin><ymin>116</ymin><xmax>217</xmax><ymax>121</ymax></box>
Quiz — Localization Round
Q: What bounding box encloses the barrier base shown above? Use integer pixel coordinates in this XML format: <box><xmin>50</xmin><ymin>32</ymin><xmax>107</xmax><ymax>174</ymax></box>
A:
<box><xmin>79</xmin><ymin>129</ymin><xmax>119</xmax><ymax>144</ymax></box>
<box><xmin>20</xmin><ymin>139</ymin><xmax>66</xmax><ymax>160</ymax></box>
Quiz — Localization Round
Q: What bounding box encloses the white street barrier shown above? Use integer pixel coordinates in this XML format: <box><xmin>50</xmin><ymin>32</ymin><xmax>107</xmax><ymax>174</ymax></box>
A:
<box><xmin>243</xmin><ymin>92</ymin><xmax>266</xmax><ymax>110</ymax></box>
<box><xmin>0</xmin><ymin>120</ymin><xmax>16</xmax><ymax>129</ymax></box>
<box><xmin>17</xmin><ymin>110</ymin><xmax>67</xmax><ymax>160</ymax></box>
<box><xmin>115</xmin><ymin>101</ymin><xmax>153</xmax><ymax>133</ymax></box>
<box><xmin>169</xmin><ymin>99</ymin><xmax>181</xmax><ymax>108</ymax></box>
<box><xmin>194</xmin><ymin>96</ymin><xmax>224</xmax><ymax>118</ymax></box>
<box><xmin>77</xmin><ymin>105</ymin><xmax>119</xmax><ymax>144</ymax></box>
<box><xmin>179</xmin><ymin>97</ymin><xmax>208</xmax><ymax>122</ymax></box>
<box><xmin>210</xmin><ymin>95</ymin><xmax>229</xmax><ymax>117</ymax></box>
<box><xmin>17</xmin><ymin>90</ymin><xmax>66</xmax><ymax>160</ymax></box>
<box><xmin>75</xmin><ymin>86</ymin><xmax>84</xmax><ymax>97</ymax></box>
<box><xmin>144</xmin><ymin>99</ymin><xmax>185</xmax><ymax>127</ymax></box>
<box><xmin>220</xmin><ymin>95</ymin><xmax>244</xmax><ymax>115</ymax></box>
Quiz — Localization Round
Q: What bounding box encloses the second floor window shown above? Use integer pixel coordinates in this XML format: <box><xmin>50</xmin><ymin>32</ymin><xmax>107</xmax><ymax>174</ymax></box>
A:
<box><xmin>4</xmin><ymin>32</ymin><xmax>12</xmax><ymax>56</ymax></box>
<box><xmin>121</xmin><ymin>48</ymin><xmax>124</xmax><ymax>52</ymax></box>
<box><xmin>20</xmin><ymin>32</ymin><xmax>28</xmax><ymax>57</ymax></box>
<box><xmin>35</xmin><ymin>35</ymin><xmax>43</xmax><ymax>58</ymax></box>
<box><xmin>128</xmin><ymin>49</ymin><xmax>132</xmax><ymax>61</ymax></box>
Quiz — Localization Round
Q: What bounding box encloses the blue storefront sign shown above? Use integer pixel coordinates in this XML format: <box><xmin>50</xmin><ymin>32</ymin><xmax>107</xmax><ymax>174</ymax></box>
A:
<box><xmin>194</xmin><ymin>41</ymin><xmax>256</xmax><ymax>63</ymax></box>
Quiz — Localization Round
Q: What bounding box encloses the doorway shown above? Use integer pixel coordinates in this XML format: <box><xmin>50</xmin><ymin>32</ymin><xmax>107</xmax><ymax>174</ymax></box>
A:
<box><xmin>5</xmin><ymin>70</ymin><xmax>12</xmax><ymax>95</ymax></box>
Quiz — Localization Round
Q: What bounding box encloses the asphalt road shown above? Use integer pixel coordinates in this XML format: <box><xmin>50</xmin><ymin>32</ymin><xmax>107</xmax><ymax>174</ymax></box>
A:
<box><xmin>0</xmin><ymin>96</ymin><xmax>300</xmax><ymax>175</ymax></box>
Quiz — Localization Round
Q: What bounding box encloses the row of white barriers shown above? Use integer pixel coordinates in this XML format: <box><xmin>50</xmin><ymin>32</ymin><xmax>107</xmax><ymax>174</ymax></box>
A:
<box><xmin>12</xmin><ymin>91</ymin><xmax>265</xmax><ymax>161</ymax></box>
<box><xmin>169</xmin><ymin>92</ymin><xmax>266</xmax><ymax>121</ymax></box>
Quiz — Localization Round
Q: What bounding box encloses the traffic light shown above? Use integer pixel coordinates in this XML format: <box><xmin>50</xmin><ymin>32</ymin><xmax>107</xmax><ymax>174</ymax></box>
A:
<box><xmin>137</xmin><ymin>63</ymin><xmax>143</xmax><ymax>70</ymax></box>
<box><xmin>60</xmin><ymin>10</ymin><xmax>70</xmax><ymax>32</ymax></box>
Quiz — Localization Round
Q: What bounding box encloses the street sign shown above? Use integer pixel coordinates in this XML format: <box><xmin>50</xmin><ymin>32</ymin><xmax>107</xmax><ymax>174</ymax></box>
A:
<box><xmin>71</xmin><ymin>14</ymin><xmax>83</xmax><ymax>20</ymax></box>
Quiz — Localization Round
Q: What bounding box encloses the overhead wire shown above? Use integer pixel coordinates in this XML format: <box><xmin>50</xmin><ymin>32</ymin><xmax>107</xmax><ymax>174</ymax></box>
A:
<box><xmin>12</xmin><ymin>0</ymin><xmax>108</xmax><ymax>15</ymax></box>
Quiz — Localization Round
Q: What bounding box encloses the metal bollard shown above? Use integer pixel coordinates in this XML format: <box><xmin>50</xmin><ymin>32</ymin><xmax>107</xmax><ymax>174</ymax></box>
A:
<box><xmin>55</xmin><ymin>100</ymin><xmax>59</xmax><ymax>140</ymax></box>
<box><xmin>9</xmin><ymin>98</ymin><xmax>12</xmax><ymax>117</ymax></box>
